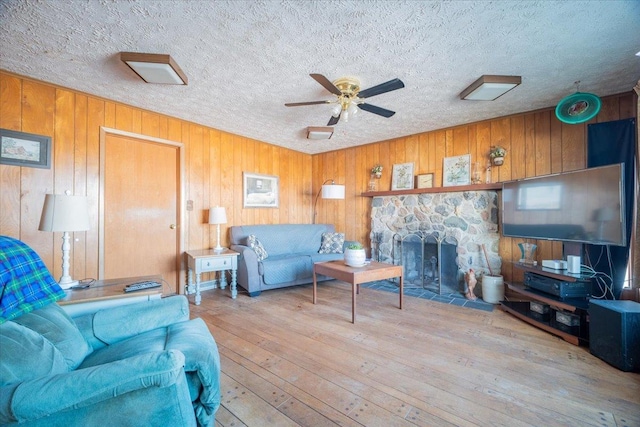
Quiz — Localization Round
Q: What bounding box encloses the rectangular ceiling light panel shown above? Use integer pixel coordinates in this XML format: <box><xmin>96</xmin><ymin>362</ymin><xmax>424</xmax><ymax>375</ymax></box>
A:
<box><xmin>120</xmin><ymin>52</ymin><xmax>188</xmax><ymax>85</ymax></box>
<box><xmin>307</xmin><ymin>126</ymin><xmax>334</xmax><ymax>140</ymax></box>
<box><xmin>460</xmin><ymin>75</ymin><xmax>521</xmax><ymax>101</ymax></box>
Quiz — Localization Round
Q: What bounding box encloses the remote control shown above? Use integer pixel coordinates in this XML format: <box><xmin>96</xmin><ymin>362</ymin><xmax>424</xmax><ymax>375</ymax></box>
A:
<box><xmin>124</xmin><ymin>281</ymin><xmax>162</xmax><ymax>292</ymax></box>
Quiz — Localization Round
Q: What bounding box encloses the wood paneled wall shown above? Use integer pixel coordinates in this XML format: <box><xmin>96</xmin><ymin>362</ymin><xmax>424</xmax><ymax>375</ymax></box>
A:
<box><xmin>312</xmin><ymin>92</ymin><xmax>637</xmax><ymax>284</ymax></box>
<box><xmin>0</xmin><ymin>72</ymin><xmax>311</xmax><ymax>287</ymax></box>
<box><xmin>1</xmin><ymin>70</ymin><xmax>636</xmax><ymax>288</ymax></box>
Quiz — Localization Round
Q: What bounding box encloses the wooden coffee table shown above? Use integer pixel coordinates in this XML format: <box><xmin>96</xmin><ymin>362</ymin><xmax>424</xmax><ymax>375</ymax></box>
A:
<box><xmin>313</xmin><ymin>260</ymin><xmax>403</xmax><ymax>323</ymax></box>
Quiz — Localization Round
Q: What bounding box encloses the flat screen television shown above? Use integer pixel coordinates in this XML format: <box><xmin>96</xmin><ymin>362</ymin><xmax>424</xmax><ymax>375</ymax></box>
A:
<box><xmin>501</xmin><ymin>163</ymin><xmax>626</xmax><ymax>246</ymax></box>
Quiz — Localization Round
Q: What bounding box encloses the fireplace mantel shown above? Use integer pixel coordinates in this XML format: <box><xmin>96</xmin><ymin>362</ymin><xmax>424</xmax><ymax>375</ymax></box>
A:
<box><xmin>361</xmin><ymin>182</ymin><xmax>501</xmax><ymax>197</ymax></box>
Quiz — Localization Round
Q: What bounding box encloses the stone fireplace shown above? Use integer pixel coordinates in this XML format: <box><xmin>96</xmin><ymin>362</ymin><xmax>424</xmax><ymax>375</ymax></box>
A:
<box><xmin>370</xmin><ymin>190</ymin><xmax>501</xmax><ymax>295</ymax></box>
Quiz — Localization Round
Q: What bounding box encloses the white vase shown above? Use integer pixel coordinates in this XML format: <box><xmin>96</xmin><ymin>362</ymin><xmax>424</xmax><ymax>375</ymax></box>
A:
<box><xmin>344</xmin><ymin>248</ymin><xmax>366</xmax><ymax>267</ymax></box>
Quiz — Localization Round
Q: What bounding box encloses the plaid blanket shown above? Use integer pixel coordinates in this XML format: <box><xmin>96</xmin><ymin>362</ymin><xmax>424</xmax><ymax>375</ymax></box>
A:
<box><xmin>0</xmin><ymin>236</ymin><xmax>65</xmax><ymax>323</ymax></box>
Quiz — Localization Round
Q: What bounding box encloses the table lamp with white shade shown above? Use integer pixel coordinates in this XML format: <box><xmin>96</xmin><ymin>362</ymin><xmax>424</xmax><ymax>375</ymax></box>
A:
<box><xmin>38</xmin><ymin>191</ymin><xmax>90</xmax><ymax>289</ymax></box>
<box><xmin>208</xmin><ymin>206</ymin><xmax>227</xmax><ymax>252</ymax></box>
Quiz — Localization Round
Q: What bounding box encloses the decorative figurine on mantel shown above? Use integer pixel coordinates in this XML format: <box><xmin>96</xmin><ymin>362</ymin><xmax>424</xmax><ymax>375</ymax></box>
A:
<box><xmin>464</xmin><ymin>268</ymin><xmax>478</xmax><ymax>300</ymax></box>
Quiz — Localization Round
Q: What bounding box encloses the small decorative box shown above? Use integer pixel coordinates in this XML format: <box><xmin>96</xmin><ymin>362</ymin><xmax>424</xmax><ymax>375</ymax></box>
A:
<box><xmin>530</xmin><ymin>301</ymin><xmax>549</xmax><ymax>314</ymax></box>
<box><xmin>555</xmin><ymin>311</ymin><xmax>580</xmax><ymax>326</ymax></box>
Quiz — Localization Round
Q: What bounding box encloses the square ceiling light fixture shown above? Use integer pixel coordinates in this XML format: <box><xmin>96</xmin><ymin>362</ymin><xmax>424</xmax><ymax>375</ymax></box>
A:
<box><xmin>120</xmin><ymin>52</ymin><xmax>188</xmax><ymax>85</ymax></box>
<box><xmin>460</xmin><ymin>75</ymin><xmax>521</xmax><ymax>101</ymax></box>
<box><xmin>306</xmin><ymin>126</ymin><xmax>334</xmax><ymax>140</ymax></box>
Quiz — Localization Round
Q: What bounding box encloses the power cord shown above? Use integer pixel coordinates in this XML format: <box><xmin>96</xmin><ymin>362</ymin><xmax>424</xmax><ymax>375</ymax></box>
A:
<box><xmin>582</xmin><ymin>246</ymin><xmax>616</xmax><ymax>299</ymax></box>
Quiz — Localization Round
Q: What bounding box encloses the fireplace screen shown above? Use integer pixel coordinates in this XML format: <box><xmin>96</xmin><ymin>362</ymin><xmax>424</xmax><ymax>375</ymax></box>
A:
<box><xmin>392</xmin><ymin>232</ymin><xmax>460</xmax><ymax>295</ymax></box>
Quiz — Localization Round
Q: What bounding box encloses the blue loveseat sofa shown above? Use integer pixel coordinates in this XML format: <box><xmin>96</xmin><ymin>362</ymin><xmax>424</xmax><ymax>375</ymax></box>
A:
<box><xmin>230</xmin><ymin>224</ymin><xmax>353</xmax><ymax>296</ymax></box>
<box><xmin>0</xmin><ymin>236</ymin><xmax>221</xmax><ymax>426</ymax></box>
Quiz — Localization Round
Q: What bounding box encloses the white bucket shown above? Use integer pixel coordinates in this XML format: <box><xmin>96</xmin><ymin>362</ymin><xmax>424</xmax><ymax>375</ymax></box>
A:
<box><xmin>482</xmin><ymin>275</ymin><xmax>504</xmax><ymax>304</ymax></box>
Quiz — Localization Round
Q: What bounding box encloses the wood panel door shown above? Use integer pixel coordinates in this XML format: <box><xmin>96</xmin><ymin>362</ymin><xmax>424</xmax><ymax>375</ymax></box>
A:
<box><xmin>99</xmin><ymin>128</ymin><xmax>184</xmax><ymax>293</ymax></box>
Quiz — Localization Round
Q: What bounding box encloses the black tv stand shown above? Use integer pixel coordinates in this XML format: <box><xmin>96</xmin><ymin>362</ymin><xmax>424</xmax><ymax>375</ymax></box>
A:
<box><xmin>501</xmin><ymin>263</ymin><xmax>590</xmax><ymax>346</ymax></box>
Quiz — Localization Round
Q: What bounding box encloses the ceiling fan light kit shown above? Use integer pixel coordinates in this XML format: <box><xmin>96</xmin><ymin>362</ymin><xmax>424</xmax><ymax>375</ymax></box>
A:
<box><xmin>120</xmin><ymin>52</ymin><xmax>188</xmax><ymax>85</ymax></box>
<box><xmin>460</xmin><ymin>75</ymin><xmax>521</xmax><ymax>101</ymax></box>
<box><xmin>307</xmin><ymin>126</ymin><xmax>334</xmax><ymax>140</ymax></box>
<box><xmin>286</xmin><ymin>74</ymin><xmax>404</xmax><ymax>127</ymax></box>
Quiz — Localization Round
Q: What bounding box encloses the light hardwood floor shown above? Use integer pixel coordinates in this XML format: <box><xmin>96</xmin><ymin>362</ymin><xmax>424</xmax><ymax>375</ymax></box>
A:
<box><xmin>190</xmin><ymin>281</ymin><xmax>640</xmax><ymax>427</ymax></box>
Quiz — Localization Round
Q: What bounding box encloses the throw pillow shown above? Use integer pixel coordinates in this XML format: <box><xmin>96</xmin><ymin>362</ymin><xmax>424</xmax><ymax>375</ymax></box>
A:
<box><xmin>247</xmin><ymin>235</ymin><xmax>268</xmax><ymax>261</ymax></box>
<box><xmin>318</xmin><ymin>232</ymin><xmax>345</xmax><ymax>254</ymax></box>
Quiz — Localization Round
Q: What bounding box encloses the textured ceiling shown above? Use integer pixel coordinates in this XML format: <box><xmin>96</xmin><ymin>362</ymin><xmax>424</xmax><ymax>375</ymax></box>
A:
<box><xmin>1</xmin><ymin>1</ymin><xmax>639</xmax><ymax>154</ymax></box>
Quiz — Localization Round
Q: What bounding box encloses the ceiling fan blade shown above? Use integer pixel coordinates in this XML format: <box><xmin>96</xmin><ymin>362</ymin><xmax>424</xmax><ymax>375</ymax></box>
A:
<box><xmin>327</xmin><ymin>113</ymin><xmax>340</xmax><ymax>126</ymax></box>
<box><xmin>358</xmin><ymin>78</ymin><xmax>405</xmax><ymax>99</ymax></box>
<box><xmin>310</xmin><ymin>74</ymin><xmax>343</xmax><ymax>96</ymax></box>
<box><xmin>285</xmin><ymin>100</ymin><xmax>331</xmax><ymax>107</ymax></box>
<box><xmin>358</xmin><ymin>103</ymin><xmax>396</xmax><ymax>118</ymax></box>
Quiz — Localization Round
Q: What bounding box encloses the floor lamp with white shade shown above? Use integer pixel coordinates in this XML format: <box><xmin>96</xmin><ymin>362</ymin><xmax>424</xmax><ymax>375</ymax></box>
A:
<box><xmin>313</xmin><ymin>179</ymin><xmax>345</xmax><ymax>224</ymax></box>
<box><xmin>38</xmin><ymin>192</ymin><xmax>90</xmax><ymax>289</ymax></box>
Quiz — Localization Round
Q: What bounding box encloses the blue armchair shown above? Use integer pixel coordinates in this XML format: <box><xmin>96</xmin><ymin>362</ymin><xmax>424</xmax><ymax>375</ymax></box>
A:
<box><xmin>0</xmin><ymin>236</ymin><xmax>221</xmax><ymax>426</ymax></box>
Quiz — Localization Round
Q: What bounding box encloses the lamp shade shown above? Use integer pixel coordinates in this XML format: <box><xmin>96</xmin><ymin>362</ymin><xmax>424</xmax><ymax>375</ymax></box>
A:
<box><xmin>321</xmin><ymin>184</ymin><xmax>345</xmax><ymax>199</ymax></box>
<box><xmin>208</xmin><ymin>206</ymin><xmax>227</xmax><ymax>224</ymax></box>
<box><xmin>39</xmin><ymin>194</ymin><xmax>90</xmax><ymax>232</ymax></box>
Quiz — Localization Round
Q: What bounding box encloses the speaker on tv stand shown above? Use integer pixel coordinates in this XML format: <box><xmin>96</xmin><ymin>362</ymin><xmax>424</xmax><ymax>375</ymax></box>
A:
<box><xmin>589</xmin><ymin>300</ymin><xmax>640</xmax><ymax>372</ymax></box>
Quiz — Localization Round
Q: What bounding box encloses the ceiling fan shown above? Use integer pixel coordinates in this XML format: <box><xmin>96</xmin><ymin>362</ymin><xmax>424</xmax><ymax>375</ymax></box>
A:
<box><xmin>285</xmin><ymin>74</ymin><xmax>405</xmax><ymax>126</ymax></box>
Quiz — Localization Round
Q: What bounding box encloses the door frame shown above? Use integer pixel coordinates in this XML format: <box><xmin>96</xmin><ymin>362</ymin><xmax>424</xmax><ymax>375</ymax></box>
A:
<box><xmin>98</xmin><ymin>127</ymin><xmax>186</xmax><ymax>294</ymax></box>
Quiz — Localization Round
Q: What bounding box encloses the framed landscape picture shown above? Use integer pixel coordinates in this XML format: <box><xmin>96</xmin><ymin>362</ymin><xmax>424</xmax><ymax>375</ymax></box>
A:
<box><xmin>391</xmin><ymin>162</ymin><xmax>414</xmax><ymax>191</ymax></box>
<box><xmin>0</xmin><ymin>129</ymin><xmax>52</xmax><ymax>169</ymax></box>
<box><xmin>243</xmin><ymin>172</ymin><xmax>279</xmax><ymax>208</ymax></box>
<box><xmin>443</xmin><ymin>154</ymin><xmax>471</xmax><ymax>186</ymax></box>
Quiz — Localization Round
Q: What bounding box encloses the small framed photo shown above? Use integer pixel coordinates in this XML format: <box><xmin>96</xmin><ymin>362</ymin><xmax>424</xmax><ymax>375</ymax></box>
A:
<box><xmin>416</xmin><ymin>173</ymin><xmax>434</xmax><ymax>189</ymax></box>
<box><xmin>391</xmin><ymin>162</ymin><xmax>414</xmax><ymax>191</ymax></box>
<box><xmin>243</xmin><ymin>172</ymin><xmax>279</xmax><ymax>208</ymax></box>
<box><xmin>0</xmin><ymin>129</ymin><xmax>52</xmax><ymax>169</ymax></box>
<box><xmin>443</xmin><ymin>154</ymin><xmax>471</xmax><ymax>186</ymax></box>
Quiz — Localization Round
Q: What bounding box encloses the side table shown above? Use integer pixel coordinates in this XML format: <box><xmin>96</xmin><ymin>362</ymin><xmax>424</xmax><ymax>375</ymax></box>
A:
<box><xmin>58</xmin><ymin>275</ymin><xmax>165</xmax><ymax>317</ymax></box>
<box><xmin>186</xmin><ymin>249</ymin><xmax>239</xmax><ymax>304</ymax></box>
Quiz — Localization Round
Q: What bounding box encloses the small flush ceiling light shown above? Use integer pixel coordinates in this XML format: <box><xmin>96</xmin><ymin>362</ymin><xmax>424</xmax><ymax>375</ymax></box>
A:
<box><xmin>120</xmin><ymin>52</ymin><xmax>188</xmax><ymax>85</ymax></box>
<box><xmin>307</xmin><ymin>126</ymin><xmax>334</xmax><ymax>140</ymax></box>
<box><xmin>460</xmin><ymin>75</ymin><xmax>521</xmax><ymax>101</ymax></box>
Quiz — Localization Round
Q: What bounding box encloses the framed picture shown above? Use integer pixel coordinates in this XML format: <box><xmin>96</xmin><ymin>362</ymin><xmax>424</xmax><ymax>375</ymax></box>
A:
<box><xmin>0</xmin><ymin>129</ymin><xmax>52</xmax><ymax>169</ymax></box>
<box><xmin>416</xmin><ymin>173</ymin><xmax>434</xmax><ymax>189</ymax></box>
<box><xmin>443</xmin><ymin>154</ymin><xmax>471</xmax><ymax>186</ymax></box>
<box><xmin>391</xmin><ymin>162</ymin><xmax>414</xmax><ymax>191</ymax></box>
<box><xmin>243</xmin><ymin>172</ymin><xmax>279</xmax><ymax>208</ymax></box>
